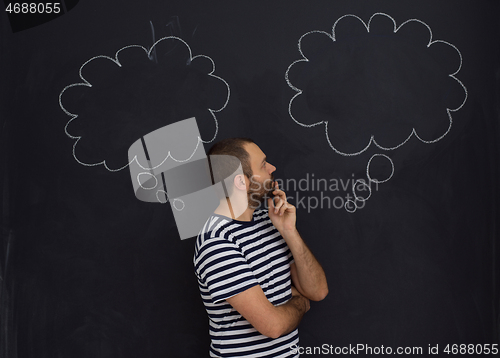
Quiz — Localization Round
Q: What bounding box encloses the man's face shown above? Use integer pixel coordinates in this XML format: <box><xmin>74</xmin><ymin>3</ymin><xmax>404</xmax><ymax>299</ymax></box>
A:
<box><xmin>243</xmin><ymin>143</ymin><xmax>277</xmax><ymax>209</ymax></box>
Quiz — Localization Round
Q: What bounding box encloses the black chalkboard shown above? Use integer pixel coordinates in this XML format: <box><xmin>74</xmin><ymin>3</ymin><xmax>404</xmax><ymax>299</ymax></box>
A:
<box><xmin>1</xmin><ymin>0</ymin><xmax>499</xmax><ymax>357</ymax></box>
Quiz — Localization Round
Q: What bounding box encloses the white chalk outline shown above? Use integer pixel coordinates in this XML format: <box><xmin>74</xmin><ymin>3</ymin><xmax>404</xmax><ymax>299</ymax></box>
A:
<box><xmin>137</xmin><ymin>188</ymin><xmax>185</xmax><ymax>209</ymax></box>
<box><xmin>366</xmin><ymin>153</ymin><xmax>394</xmax><ymax>184</ymax></box>
<box><xmin>153</xmin><ymin>188</ymin><xmax>186</xmax><ymax>210</ymax></box>
<box><xmin>154</xmin><ymin>189</ymin><xmax>185</xmax><ymax>209</ymax></box>
<box><xmin>285</xmin><ymin>12</ymin><xmax>468</xmax><ymax>156</ymax></box>
<box><xmin>155</xmin><ymin>189</ymin><xmax>169</xmax><ymax>204</ymax></box>
<box><xmin>137</xmin><ymin>172</ymin><xmax>158</xmax><ymax>190</ymax></box>
<box><xmin>345</xmin><ymin>177</ymin><xmax>373</xmax><ymax>213</ymax></box>
<box><xmin>172</xmin><ymin>198</ymin><xmax>185</xmax><ymax>211</ymax></box>
<box><xmin>59</xmin><ymin>36</ymin><xmax>230</xmax><ymax>172</ymax></box>
<box><xmin>344</xmin><ymin>199</ymin><xmax>357</xmax><ymax>213</ymax></box>
<box><xmin>352</xmin><ymin>178</ymin><xmax>372</xmax><ymax>202</ymax></box>
<box><xmin>343</xmin><ymin>153</ymin><xmax>394</xmax><ymax>212</ymax></box>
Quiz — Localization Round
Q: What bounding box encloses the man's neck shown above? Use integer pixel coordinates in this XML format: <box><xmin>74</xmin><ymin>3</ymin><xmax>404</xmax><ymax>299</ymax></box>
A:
<box><xmin>214</xmin><ymin>197</ymin><xmax>255</xmax><ymax>222</ymax></box>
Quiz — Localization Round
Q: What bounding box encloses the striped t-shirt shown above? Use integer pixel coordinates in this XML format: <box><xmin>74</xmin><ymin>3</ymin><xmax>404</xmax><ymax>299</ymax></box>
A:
<box><xmin>193</xmin><ymin>209</ymin><xmax>299</xmax><ymax>358</ymax></box>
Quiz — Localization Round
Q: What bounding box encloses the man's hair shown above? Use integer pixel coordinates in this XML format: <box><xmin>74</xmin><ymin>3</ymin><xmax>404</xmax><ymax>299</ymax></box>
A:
<box><xmin>207</xmin><ymin>138</ymin><xmax>254</xmax><ymax>196</ymax></box>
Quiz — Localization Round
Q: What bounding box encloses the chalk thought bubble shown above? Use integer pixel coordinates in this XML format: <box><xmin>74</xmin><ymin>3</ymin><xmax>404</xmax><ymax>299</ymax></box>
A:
<box><xmin>59</xmin><ymin>37</ymin><xmax>230</xmax><ymax>171</ymax></box>
<box><xmin>285</xmin><ymin>13</ymin><xmax>467</xmax><ymax>156</ymax></box>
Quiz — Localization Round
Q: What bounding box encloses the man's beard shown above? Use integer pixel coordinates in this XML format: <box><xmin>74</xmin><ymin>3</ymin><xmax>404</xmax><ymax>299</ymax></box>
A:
<box><xmin>247</xmin><ymin>174</ymin><xmax>274</xmax><ymax>210</ymax></box>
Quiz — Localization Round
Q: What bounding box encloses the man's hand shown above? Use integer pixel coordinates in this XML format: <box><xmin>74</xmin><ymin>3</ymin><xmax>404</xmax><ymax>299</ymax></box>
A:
<box><xmin>267</xmin><ymin>182</ymin><xmax>296</xmax><ymax>234</ymax></box>
<box><xmin>269</xmin><ymin>182</ymin><xmax>329</xmax><ymax>302</ymax></box>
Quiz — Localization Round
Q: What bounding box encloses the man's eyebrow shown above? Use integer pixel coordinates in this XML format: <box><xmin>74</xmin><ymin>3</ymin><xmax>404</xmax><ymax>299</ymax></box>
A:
<box><xmin>261</xmin><ymin>156</ymin><xmax>267</xmax><ymax>165</ymax></box>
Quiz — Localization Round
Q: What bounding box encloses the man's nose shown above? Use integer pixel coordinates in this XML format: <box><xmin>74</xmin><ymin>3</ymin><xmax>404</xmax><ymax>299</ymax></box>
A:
<box><xmin>268</xmin><ymin>163</ymin><xmax>276</xmax><ymax>174</ymax></box>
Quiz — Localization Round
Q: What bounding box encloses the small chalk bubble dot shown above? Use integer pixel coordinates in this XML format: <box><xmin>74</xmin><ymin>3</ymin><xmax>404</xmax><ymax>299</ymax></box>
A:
<box><xmin>138</xmin><ymin>172</ymin><xmax>158</xmax><ymax>190</ymax></box>
<box><xmin>345</xmin><ymin>199</ymin><xmax>357</xmax><ymax>213</ymax></box>
<box><xmin>172</xmin><ymin>198</ymin><xmax>185</xmax><ymax>211</ymax></box>
<box><xmin>156</xmin><ymin>190</ymin><xmax>169</xmax><ymax>204</ymax></box>
<box><xmin>353</xmin><ymin>179</ymin><xmax>372</xmax><ymax>201</ymax></box>
<box><xmin>366</xmin><ymin>154</ymin><xmax>394</xmax><ymax>184</ymax></box>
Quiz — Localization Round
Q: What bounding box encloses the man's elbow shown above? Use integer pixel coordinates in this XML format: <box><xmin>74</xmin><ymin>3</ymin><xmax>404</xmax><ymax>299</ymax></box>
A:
<box><xmin>257</xmin><ymin>323</ymin><xmax>283</xmax><ymax>339</ymax></box>
<box><xmin>267</xmin><ymin>321</ymin><xmax>294</xmax><ymax>339</ymax></box>
<box><xmin>255</xmin><ymin>313</ymin><xmax>293</xmax><ymax>339</ymax></box>
<box><xmin>309</xmin><ymin>286</ymin><xmax>329</xmax><ymax>301</ymax></box>
<box><xmin>265</xmin><ymin>327</ymin><xmax>282</xmax><ymax>340</ymax></box>
<box><xmin>249</xmin><ymin>313</ymin><xmax>282</xmax><ymax>339</ymax></box>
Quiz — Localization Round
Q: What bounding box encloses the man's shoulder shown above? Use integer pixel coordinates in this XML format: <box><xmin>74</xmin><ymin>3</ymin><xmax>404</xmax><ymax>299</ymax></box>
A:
<box><xmin>195</xmin><ymin>213</ymin><xmax>246</xmax><ymax>253</ymax></box>
<box><xmin>196</xmin><ymin>215</ymin><xmax>230</xmax><ymax>244</ymax></box>
<box><xmin>196</xmin><ymin>210</ymin><xmax>271</xmax><ymax>250</ymax></box>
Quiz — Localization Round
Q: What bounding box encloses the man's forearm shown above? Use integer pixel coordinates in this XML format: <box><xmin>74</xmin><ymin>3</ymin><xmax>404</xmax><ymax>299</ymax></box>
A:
<box><xmin>272</xmin><ymin>295</ymin><xmax>309</xmax><ymax>337</ymax></box>
<box><xmin>283</xmin><ymin>228</ymin><xmax>328</xmax><ymax>301</ymax></box>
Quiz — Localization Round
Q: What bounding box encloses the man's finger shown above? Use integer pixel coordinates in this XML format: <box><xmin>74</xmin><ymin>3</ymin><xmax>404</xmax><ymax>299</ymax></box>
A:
<box><xmin>268</xmin><ymin>197</ymin><xmax>275</xmax><ymax>210</ymax></box>
<box><xmin>274</xmin><ymin>197</ymin><xmax>284</xmax><ymax>214</ymax></box>
<box><xmin>279</xmin><ymin>202</ymin><xmax>288</xmax><ymax>216</ymax></box>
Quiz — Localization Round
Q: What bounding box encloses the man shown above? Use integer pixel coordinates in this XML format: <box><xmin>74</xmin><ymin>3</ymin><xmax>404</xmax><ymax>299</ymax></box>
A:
<box><xmin>193</xmin><ymin>138</ymin><xmax>328</xmax><ymax>357</ymax></box>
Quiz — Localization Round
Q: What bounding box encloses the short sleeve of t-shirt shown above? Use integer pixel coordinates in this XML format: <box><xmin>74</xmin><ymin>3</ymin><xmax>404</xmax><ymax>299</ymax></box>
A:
<box><xmin>196</xmin><ymin>237</ymin><xmax>259</xmax><ymax>304</ymax></box>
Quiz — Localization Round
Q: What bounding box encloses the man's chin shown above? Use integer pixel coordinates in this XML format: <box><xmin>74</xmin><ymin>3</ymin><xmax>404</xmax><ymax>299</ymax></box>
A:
<box><xmin>262</xmin><ymin>192</ymin><xmax>273</xmax><ymax>201</ymax></box>
<box><xmin>248</xmin><ymin>194</ymin><xmax>267</xmax><ymax>209</ymax></box>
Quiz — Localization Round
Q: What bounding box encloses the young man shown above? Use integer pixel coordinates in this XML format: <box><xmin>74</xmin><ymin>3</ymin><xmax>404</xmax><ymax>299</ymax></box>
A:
<box><xmin>193</xmin><ymin>138</ymin><xmax>328</xmax><ymax>357</ymax></box>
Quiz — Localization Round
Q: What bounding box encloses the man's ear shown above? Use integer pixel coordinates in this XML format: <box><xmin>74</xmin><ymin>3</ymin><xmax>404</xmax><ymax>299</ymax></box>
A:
<box><xmin>233</xmin><ymin>174</ymin><xmax>246</xmax><ymax>191</ymax></box>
